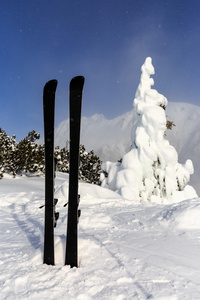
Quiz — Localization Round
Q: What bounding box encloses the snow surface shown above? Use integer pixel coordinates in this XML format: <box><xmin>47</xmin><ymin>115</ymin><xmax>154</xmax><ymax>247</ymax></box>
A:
<box><xmin>1</xmin><ymin>172</ymin><xmax>200</xmax><ymax>299</ymax></box>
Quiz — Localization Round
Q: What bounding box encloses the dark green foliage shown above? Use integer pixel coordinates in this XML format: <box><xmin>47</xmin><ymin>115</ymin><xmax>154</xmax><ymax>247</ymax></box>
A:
<box><xmin>14</xmin><ymin>131</ymin><xmax>45</xmax><ymax>175</ymax></box>
<box><xmin>0</xmin><ymin>128</ymin><xmax>16</xmax><ymax>178</ymax></box>
<box><xmin>54</xmin><ymin>146</ymin><xmax>70</xmax><ymax>173</ymax></box>
<box><xmin>0</xmin><ymin>129</ymin><xmax>102</xmax><ymax>184</ymax></box>
<box><xmin>0</xmin><ymin>128</ymin><xmax>16</xmax><ymax>177</ymax></box>
<box><xmin>0</xmin><ymin>129</ymin><xmax>44</xmax><ymax>177</ymax></box>
<box><xmin>54</xmin><ymin>144</ymin><xmax>102</xmax><ymax>184</ymax></box>
<box><xmin>79</xmin><ymin>145</ymin><xmax>102</xmax><ymax>184</ymax></box>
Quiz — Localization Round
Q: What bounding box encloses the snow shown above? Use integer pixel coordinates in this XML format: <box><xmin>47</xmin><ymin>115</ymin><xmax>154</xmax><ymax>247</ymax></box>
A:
<box><xmin>101</xmin><ymin>57</ymin><xmax>197</xmax><ymax>203</ymax></box>
<box><xmin>1</xmin><ymin>172</ymin><xmax>200</xmax><ymax>299</ymax></box>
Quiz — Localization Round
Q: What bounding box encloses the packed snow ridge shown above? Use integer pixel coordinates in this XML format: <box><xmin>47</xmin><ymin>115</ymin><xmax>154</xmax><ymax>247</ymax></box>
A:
<box><xmin>101</xmin><ymin>57</ymin><xmax>197</xmax><ymax>203</ymax></box>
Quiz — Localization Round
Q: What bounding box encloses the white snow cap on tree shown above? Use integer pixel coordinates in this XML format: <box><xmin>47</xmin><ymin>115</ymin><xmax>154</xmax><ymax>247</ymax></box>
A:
<box><xmin>101</xmin><ymin>57</ymin><xmax>198</xmax><ymax>203</ymax></box>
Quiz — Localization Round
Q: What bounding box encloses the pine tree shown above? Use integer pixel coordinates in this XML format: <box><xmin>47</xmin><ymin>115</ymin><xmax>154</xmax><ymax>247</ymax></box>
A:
<box><xmin>54</xmin><ymin>146</ymin><xmax>70</xmax><ymax>173</ymax></box>
<box><xmin>0</xmin><ymin>129</ymin><xmax>44</xmax><ymax>177</ymax></box>
<box><xmin>101</xmin><ymin>57</ymin><xmax>197</xmax><ymax>202</ymax></box>
<box><xmin>0</xmin><ymin>128</ymin><xmax>102</xmax><ymax>184</ymax></box>
<box><xmin>14</xmin><ymin>130</ymin><xmax>44</xmax><ymax>174</ymax></box>
<box><xmin>79</xmin><ymin>145</ymin><xmax>102</xmax><ymax>184</ymax></box>
<box><xmin>0</xmin><ymin>128</ymin><xmax>16</xmax><ymax>177</ymax></box>
<box><xmin>55</xmin><ymin>144</ymin><xmax>102</xmax><ymax>184</ymax></box>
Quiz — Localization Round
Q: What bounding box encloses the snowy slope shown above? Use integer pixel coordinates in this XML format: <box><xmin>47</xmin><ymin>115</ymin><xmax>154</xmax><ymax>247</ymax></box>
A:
<box><xmin>54</xmin><ymin>102</ymin><xmax>200</xmax><ymax>195</ymax></box>
<box><xmin>1</xmin><ymin>173</ymin><xmax>200</xmax><ymax>299</ymax></box>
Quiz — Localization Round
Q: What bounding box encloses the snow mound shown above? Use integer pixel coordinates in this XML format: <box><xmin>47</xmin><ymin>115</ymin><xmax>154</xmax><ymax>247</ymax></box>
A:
<box><xmin>153</xmin><ymin>198</ymin><xmax>200</xmax><ymax>230</ymax></box>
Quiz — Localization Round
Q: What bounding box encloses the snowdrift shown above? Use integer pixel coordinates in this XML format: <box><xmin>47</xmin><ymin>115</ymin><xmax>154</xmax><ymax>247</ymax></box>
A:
<box><xmin>1</xmin><ymin>173</ymin><xmax>200</xmax><ymax>299</ymax></box>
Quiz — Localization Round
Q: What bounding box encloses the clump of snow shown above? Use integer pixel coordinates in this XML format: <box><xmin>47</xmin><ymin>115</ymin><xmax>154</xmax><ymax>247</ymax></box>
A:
<box><xmin>101</xmin><ymin>57</ymin><xmax>197</xmax><ymax>203</ymax></box>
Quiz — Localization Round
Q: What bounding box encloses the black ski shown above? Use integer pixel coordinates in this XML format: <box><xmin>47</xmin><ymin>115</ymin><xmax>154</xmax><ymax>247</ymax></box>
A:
<box><xmin>65</xmin><ymin>76</ymin><xmax>85</xmax><ymax>267</ymax></box>
<box><xmin>43</xmin><ymin>79</ymin><xmax>58</xmax><ymax>265</ymax></box>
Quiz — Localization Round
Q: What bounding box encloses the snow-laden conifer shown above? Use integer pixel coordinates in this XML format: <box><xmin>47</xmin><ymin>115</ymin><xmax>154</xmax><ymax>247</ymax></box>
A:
<box><xmin>0</xmin><ymin>128</ymin><xmax>16</xmax><ymax>177</ymax></box>
<box><xmin>101</xmin><ymin>57</ymin><xmax>197</xmax><ymax>203</ymax></box>
<box><xmin>0</xmin><ymin>128</ymin><xmax>102</xmax><ymax>184</ymax></box>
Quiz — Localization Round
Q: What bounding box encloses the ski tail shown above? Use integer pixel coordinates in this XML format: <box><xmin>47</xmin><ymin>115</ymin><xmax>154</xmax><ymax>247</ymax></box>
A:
<box><xmin>43</xmin><ymin>79</ymin><xmax>58</xmax><ymax>265</ymax></box>
<box><xmin>65</xmin><ymin>76</ymin><xmax>84</xmax><ymax>267</ymax></box>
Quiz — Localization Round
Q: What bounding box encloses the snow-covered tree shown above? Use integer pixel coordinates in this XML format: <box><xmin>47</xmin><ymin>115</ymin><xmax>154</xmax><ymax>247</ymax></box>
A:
<box><xmin>101</xmin><ymin>57</ymin><xmax>197</xmax><ymax>203</ymax></box>
<box><xmin>54</xmin><ymin>146</ymin><xmax>70</xmax><ymax>173</ymax></box>
<box><xmin>14</xmin><ymin>130</ymin><xmax>44</xmax><ymax>175</ymax></box>
<box><xmin>0</xmin><ymin>128</ymin><xmax>16</xmax><ymax>177</ymax></box>
<box><xmin>0</xmin><ymin>130</ymin><xmax>44</xmax><ymax>177</ymax></box>
<box><xmin>0</xmin><ymin>128</ymin><xmax>102</xmax><ymax>184</ymax></box>
<box><xmin>79</xmin><ymin>145</ymin><xmax>102</xmax><ymax>184</ymax></box>
<box><xmin>55</xmin><ymin>144</ymin><xmax>102</xmax><ymax>184</ymax></box>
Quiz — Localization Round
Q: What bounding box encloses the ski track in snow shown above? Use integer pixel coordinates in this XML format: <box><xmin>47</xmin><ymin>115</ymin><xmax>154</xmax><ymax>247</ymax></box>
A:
<box><xmin>0</xmin><ymin>173</ymin><xmax>200</xmax><ymax>299</ymax></box>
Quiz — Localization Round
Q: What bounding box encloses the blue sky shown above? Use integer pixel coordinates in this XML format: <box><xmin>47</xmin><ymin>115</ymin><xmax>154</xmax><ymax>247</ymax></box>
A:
<box><xmin>1</xmin><ymin>0</ymin><xmax>200</xmax><ymax>141</ymax></box>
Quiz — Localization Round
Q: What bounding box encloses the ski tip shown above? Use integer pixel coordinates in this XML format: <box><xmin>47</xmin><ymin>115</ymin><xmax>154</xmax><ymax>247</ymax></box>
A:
<box><xmin>70</xmin><ymin>76</ymin><xmax>85</xmax><ymax>89</ymax></box>
<box><xmin>43</xmin><ymin>79</ymin><xmax>58</xmax><ymax>94</ymax></box>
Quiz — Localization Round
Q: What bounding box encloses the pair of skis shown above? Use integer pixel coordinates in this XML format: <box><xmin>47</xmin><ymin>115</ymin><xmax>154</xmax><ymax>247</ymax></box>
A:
<box><xmin>43</xmin><ymin>76</ymin><xmax>84</xmax><ymax>267</ymax></box>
